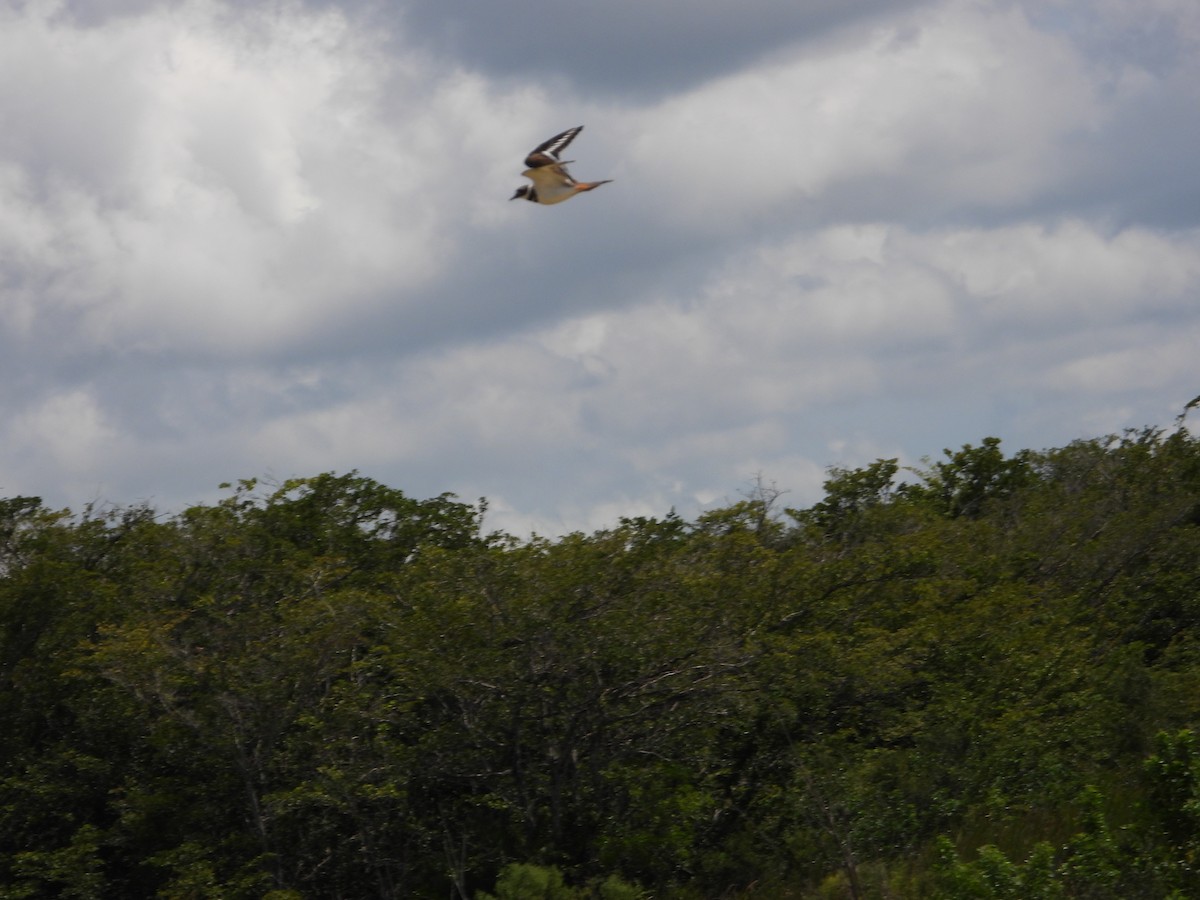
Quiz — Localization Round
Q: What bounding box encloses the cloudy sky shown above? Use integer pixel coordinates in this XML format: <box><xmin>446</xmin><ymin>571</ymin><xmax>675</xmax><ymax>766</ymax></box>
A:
<box><xmin>1</xmin><ymin>0</ymin><xmax>1198</xmax><ymax>535</ymax></box>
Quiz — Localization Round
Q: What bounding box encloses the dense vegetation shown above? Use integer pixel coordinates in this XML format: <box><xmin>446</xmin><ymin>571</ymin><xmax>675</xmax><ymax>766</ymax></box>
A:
<box><xmin>2</xmin><ymin>424</ymin><xmax>1200</xmax><ymax>898</ymax></box>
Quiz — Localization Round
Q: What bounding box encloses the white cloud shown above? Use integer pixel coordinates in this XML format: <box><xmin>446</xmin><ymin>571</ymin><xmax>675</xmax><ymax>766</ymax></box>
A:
<box><xmin>0</xmin><ymin>0</ymin><xmax>555</xmax><ymax>358</ymax></box>
<box><xmin>1</xmin><ymin>0</ymin><xmax>1198</xmax><ymax>534</ymax></box>
<box><xmin>1047</xmin><ymin>329</ymin><xmax>1199</xmax><ymax>394</ymax></box>
<box><xmin>917</xmin><ymin>222</ymin><xmax>1200</xmax><ymax>328</ymax></box>
<box><xmin>6</xmin><ymin>388</ymin><xmax>120</xmax><ymax>493</ymax></box>
<box><xmin>621</xmin><ymin>2</ymin><xmax>1101</xmax><ymax>228</ymax></box>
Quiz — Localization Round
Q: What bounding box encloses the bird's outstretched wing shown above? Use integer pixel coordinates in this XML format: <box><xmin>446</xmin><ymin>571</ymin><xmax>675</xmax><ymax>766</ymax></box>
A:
<box><xmin>524</xmin><ymin>126</ymin><xmax>583</xmax><ymax>169</ymax></box>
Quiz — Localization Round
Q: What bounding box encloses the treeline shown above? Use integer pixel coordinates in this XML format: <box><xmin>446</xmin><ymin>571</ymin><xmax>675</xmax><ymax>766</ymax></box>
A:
<box><xmin>2</xmin><ymin>427</ymin><xmax>1199</xmax><ymax>898</ymax></box>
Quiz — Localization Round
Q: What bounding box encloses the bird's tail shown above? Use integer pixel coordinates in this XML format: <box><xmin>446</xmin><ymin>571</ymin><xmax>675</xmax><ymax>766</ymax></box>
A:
<box><xmin>576</xmin><ymin>180</ymin><xmax>613</xmax><ymax>192</ymax></box>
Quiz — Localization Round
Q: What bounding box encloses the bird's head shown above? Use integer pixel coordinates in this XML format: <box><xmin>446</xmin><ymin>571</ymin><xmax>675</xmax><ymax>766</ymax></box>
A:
<box><xmin>510</xmin><ymin>186</ymin><xmax>531</xmax><ymax>201</ymax></box>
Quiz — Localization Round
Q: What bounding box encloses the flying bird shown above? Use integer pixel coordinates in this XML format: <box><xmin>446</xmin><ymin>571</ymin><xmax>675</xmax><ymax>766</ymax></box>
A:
<box><xmin>510</xmin><ymin>126</ymin><xmax>612</xmax><ymax>205</ymax></box>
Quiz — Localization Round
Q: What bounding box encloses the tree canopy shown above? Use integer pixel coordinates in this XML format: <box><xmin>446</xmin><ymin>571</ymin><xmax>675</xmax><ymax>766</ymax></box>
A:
<box><xmin>2</xmin><ymin>430</ymin><xmax>1199</xmax><ymax>898</ymax></box>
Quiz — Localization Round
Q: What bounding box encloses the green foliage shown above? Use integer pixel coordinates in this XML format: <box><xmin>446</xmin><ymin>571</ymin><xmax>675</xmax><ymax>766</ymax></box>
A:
<box><xmin>934</xmin><ymin>784</ymin><xmax>1160</xmax><ymax>899</ymax></box>
<box><xmin>798</xmin><ymin>457</ymin><xmax>902</xmax><ymax>542</ymax></box>
<box><xmin>476</xmin><ymin>864</ymin><xmax>644</xmax><ymax>900</ymax></box>
<box><xmin>1</xmin><ymin>425</ymin><xmax>1199</xmax><ymax>897</ymax></box>
<box><xmin>7</xmin><ymin>824</ymin><xmax>105</xmax><ymax>900</ymax></box>
<box><xmin>1144</xmin><ymin>728</ymin><xmax>1200</xmax><ymax>893</ymax></box>
<box><xmin>910</xmin><ymin>437</ymin><xmax>1035</xmax><ymax>519</ymax></box>
<box><xmin>933</xmin><ymin>837</ymin><xmax>1062</xmax><ymax>899</ymax></box>
<box><xmin>476</xmin><ymin>863</ymin><xmax>576</xmax><ymax>900</ymax></box>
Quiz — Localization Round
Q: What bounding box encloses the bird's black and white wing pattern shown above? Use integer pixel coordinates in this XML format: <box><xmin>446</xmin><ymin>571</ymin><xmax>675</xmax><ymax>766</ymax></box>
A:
<box><xmin>523</xmin><ymin>125</ymin><xmax>583</xmax><ymax>171</ymax></box>
<box><xmin>510</xmin><ymin>125</ymin><xmax>611</xmax><ymax>205</ymax></box>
